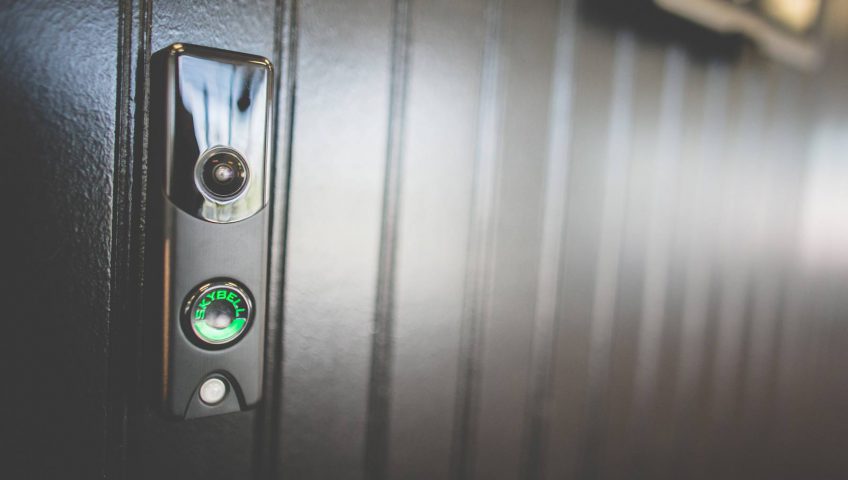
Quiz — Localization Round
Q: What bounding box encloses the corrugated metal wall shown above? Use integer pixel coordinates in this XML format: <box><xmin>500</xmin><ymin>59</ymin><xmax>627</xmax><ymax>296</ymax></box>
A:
<box><xmin>278</xmin><ymin>0</ymin><xmax>848</xmax><ymax>479</ymax></box>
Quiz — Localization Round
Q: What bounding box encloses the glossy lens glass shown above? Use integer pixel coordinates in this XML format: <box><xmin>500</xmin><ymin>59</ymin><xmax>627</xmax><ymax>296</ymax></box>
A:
<box><xmin>195</xmin><ymin>147</ymin><xmax>249</xmax><ymax>203</ymax></box>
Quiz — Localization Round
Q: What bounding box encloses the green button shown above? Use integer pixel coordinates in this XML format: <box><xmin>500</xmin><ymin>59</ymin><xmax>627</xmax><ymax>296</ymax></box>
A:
<box><xmin>184</xmin><ymin>281</ymin><xmax>252</xmax><ymax>346</ymax></box>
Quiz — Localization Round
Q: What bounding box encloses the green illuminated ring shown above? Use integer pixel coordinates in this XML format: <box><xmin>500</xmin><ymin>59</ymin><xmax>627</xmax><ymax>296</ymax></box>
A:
<box><xmin>182</xmin><ymin>280</ymin><xmax>254</xmax><ymax>348</ymax></box>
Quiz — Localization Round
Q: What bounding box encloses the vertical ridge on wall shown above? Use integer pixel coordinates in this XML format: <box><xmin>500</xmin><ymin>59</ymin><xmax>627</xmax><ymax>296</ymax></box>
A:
<box><xmin>108</xmin><ymin>0</ymin><xmax>152</xmax><ymax>477</ymax></box>
<box><xmin>364</xmin><ymin>0</ymin><xmax>411</xmax><ymax>477</ymax></box>
<box><xmin>450</xmin><ymin>0</ymin><xmax>505</xmax><ymax>477</ymax></box>
<box><xmin>666</xmin><ymin>59</ymin><xmax>728</xmax><ymax>480</ymax></box>
<box><xmin>631</xmin><ymin>44</ymin><xmax>687</xmax><ymax>422</ymax></box>
<box><xmin>734</xmin><ymin>67</ymin><xmax>795</xmax><ymax>480</ymax></box>
<box><xmin>543</xmin><ymin>13</ymin><xmax>618</xmax><ymax>479</ymax></box>
<box><xmin>471</xmin><ymin>0</ymin><xmax>559</xmax><ymax>474</ymax></box>
<box><xmin>520</xmin><ymin>0</ymin><xmax>577</xmax><ymax>478</ymax></box>
<box><xmin>256</xmin><ymin>0</ymin><xmax>298</xmax><ymax>477</ymax></box>
<box><xmin>385</xmin><ymin>0</ymin><xmax>486</xmax><ymax>477</ymax></box>
<box><xmin>707</xmin><ymin>61</ymin><xmax>767</xmax><ymax>477</ymax></box>
<box><xmin>623</xmin><ymin>43</ymin><xmax>689</xmax><ymax>480</ymax></box>
<box><xmin>764</xmin><ymin>69</ymin><xmax>813</xmax><ymax>480</ymax></box>
<box><xmin>579</xmin><ymin>28</ymin><xmax>636</xmax><ymax>480</ymax></box>
<box><xmin>106</xmin><ymin>1</ymin><xmax>135</xmax><ymax>477</ymax></box>
<box><xmin>280</xmin><ymin>0</ymin><xmax>393</xmax><ymax>476</ymax></box>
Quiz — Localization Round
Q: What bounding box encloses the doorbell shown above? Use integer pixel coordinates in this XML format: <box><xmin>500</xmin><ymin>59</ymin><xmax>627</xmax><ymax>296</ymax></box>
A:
<box><xmin>147</xmin><ymin>43</ymin><xmax>273</xmax><ymax>419</ymax></box>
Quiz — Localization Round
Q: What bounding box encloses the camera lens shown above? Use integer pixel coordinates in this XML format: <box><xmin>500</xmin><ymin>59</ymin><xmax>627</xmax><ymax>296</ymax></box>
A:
<box><xmin>195</xmin><ymin>147</ymin><xmax>249</xmax><ymax>203</ymax></box>
<box><xmin>213</xmin><ymin>164</ymin><xmax>236</xmax><ymax>184</ymax></box>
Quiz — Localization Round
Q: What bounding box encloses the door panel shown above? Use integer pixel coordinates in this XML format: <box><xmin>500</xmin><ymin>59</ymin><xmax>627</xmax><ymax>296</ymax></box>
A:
<box><xmin>1</xmin><ymin>1</ymin><xmax>119</xmax><ymax>478</ymax></box>
<box><xmin>387</xmin><ymin>1</ymin><xmax>485</xmax><ymax>478</ymax></box>
<box><xmin>279</xmin><ymin>0</ymin><xmax>392</xmax><ymax>478</ymax></box>
<box><xmin>6</xmin><ymin>0</ymin><xmax>848</xmax><ymax>479</ymax></box>
<box><xmin>545</xmin><ymin>12</ymin><xmax>619</xmax><ymax>478</ymax></box>
<box><xmin>470</xmin><ymin>0</ymin><xmax>559</xmax><ymax>478</ymax></box>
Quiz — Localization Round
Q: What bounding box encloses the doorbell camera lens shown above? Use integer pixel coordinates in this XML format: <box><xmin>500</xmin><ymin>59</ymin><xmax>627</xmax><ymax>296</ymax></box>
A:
<box><xmin>194</xmin><ymin>147</ymin><xmax>250</xmax><ymax>203</ymax></box>
<box><xmin>213</xmin><ymin>164</ymin><xmax>236</xmax><ymax>184</ymax></box>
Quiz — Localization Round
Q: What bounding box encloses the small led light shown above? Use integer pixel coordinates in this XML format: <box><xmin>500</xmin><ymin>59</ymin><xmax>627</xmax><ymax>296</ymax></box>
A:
<box><xmin>199</xmin><ymin>377</ymin><xmax>227</xmax><ymax>405</ymax></box>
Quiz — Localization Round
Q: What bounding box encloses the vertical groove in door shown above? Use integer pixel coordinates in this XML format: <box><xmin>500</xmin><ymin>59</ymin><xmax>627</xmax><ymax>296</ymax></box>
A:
<box><xmin>626</xmin><ymin>45</ymin><xmax>690</xmax><ymax>472</ymax></box>
<box><xmin>708</xmin><ymin>64</ymin><xmax>767</xmax><ymax>475</ymax></box>
<box><xmin>257</xmin><ymin>0</ymin><xmax>298</xmax><ymax>478</ymax></box>
<box><xmin>519</xmin><ymin>1</ymin><xmax>576</xmax><ymax>479</ymax></box>
<box><xmin>450</xmin><ymin>0</ymin><xmax>505</xmax><ymax>478</ymax></box>
<box><xmin>106</xmin><ymin>1</ymin><xmax>134</xmax><ymax>476</ymax></box>
<box><xmin>763</xmin><ymin>71</ymin><xmax>811</xmax><ymax>480</ymax></box>
<box><xmin>364</xmin><ymin>0</ymin><xmax>412</xmax><ymax>478</ymax></box>
<box><xmin>665</xmin><ymin>60</ymin><xmax>728</xmax><ymax>479</ymax></box>
<box><xmin>108</xmin><ymin>0</ymin><xmax>152</xmax><ymax>477</ymax></box>
<box><xmin>280</xmin><ymin>0</ymin><xmax>391</xmax><ymax>475</ymax></box>
<box><xmin>125</xmin><ymin>3</ymin><xmax>153</xmax><ymax>477</ymax></box>
<box><xmin>735</xmin><ymin>69</ymin><xmax>795</xmax><ymax>479</ymax></box>
<box><xmin>384</xmin><ymin>1</ymin><xmax>486</xmax><ymax>477</ymax></box>
<box><xmin>579</xmin><ymin>29</ymin><xmax>636</xmax><ymax>480</ymax></box>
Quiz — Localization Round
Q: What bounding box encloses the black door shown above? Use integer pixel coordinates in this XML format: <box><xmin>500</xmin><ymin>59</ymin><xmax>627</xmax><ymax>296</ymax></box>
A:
<box><xmin>5</xmin><ymin>0</ymin><xmax>848</xmax><ymax>479</ymax></box>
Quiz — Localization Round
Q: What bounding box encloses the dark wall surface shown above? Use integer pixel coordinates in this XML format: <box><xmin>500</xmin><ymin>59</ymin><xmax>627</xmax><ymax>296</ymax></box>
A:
<box><xmin>1</xmin><ymin>0</ymin><xmax>119</xmax><ymax>478</ymax></box>
<box><xmin>4</xmin><ymin>0</ymin><xmax>848</xmax><ymax>479</ymax></box>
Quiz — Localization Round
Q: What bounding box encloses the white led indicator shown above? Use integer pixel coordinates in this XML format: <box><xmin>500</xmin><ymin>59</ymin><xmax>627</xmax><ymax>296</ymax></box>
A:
<box><xmin>199</xmin><ymin>377</ymin><xmax>227</xmax><ymax>405</ymax></box>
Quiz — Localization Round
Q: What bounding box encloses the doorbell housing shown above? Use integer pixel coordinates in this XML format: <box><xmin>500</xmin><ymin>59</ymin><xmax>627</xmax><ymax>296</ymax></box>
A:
<box><xmin>148</xmin><ymin>43</ymin><xmax>273</xmax><ymax>419</ymax></box>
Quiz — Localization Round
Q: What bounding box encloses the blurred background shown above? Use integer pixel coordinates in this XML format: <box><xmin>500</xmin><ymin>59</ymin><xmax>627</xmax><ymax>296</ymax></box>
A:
<box><xmin>4</xmin><ymin>0</ymin><xmax>848</xmax><ymax>479</ymax></box>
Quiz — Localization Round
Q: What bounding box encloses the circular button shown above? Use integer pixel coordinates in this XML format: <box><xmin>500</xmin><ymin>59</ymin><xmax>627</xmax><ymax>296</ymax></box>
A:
<box><xmin>183</xmin><ymin>279</ymin><xmax>253</xmax><ymax>348</ymax></box>
<box><xmin>199</xmin><ymin>377</ymin><xmax>227</xmax><ymax>405</ymax></box>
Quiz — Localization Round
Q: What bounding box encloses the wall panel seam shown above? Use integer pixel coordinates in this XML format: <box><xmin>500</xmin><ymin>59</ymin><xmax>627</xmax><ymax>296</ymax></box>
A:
<box><xmin>259</xmin><ymin>0</ymin><xmax>299</xmax><ymax>478</ymax></box>
<box><xmin>519</xmin><ymin>0</ymin><xmax>578</xmax><ymax>478</ymax></box>
<box><xmin>578</xmin><ymin>29</ymin><xmax>637</xmax><ymax>480</ymax></box>
<box><xmin>364</xmin><ymin>0</ymin><xmax>412</xmax><ymax>478</ymax></box>
<box><xmin>106</xmin><ymin>0</ymin><xmax>152</xmax><ymax>477</ymax></box>
<box><xmin>450</xmin><ymin>0</ymin><xmax>506</xmax><ymax>478</ymax></box>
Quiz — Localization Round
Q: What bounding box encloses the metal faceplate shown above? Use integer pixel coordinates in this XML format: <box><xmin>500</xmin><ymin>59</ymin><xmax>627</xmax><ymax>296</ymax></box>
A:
<box><xmin>150</xmin><ymin>44</ymin><xmax>273</xmax><ymax>419</ymax></box>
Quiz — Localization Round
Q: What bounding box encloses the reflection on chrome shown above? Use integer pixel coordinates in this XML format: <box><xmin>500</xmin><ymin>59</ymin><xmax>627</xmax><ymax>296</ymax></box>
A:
<box><xmin>162</xmin><ymin>48</ymin><xmax>271</xmax><ymax>223</ymax></box>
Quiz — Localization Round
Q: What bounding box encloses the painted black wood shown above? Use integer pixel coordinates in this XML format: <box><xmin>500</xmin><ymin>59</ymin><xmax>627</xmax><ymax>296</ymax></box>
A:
<box><xmin>390</xmin><ymin>2</ymin><xmax>487</xmax><ymax>479</ymax></box>
<box><xmin>278</xmin><ymin>1</ymin><xmax>392</xmax><ymax>478</ymax></box>
<box><xmin>1</xmin><ymin>1</ymin><xmax>120</xmax><ymax>477</ymax></box>
<box><xmin>6</xmin><ymin>0</ymin><xmax>848</xmax><ymax>479</ymax></box>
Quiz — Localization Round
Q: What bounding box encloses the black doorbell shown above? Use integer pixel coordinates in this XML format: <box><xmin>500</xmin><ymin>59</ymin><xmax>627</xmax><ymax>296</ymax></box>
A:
<box><xmin>148</xmin><ymin>43</ymin><xmax>273</xmax><ymax>419</ymax></box>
